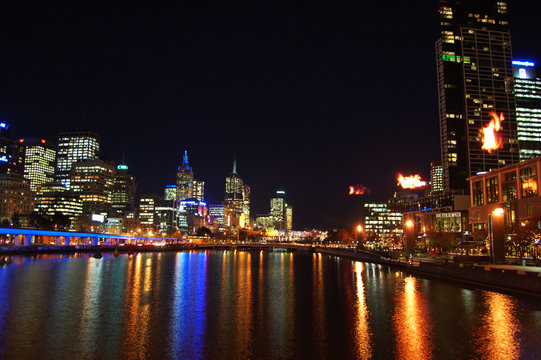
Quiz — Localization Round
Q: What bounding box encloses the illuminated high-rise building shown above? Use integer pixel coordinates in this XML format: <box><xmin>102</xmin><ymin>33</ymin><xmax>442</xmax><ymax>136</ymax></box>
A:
<box><xmin>0</xmin><ymin>122</ymin><xmax>24</xmax><ymax>176</ymax></box>
<box><xmin>270</xmin><ymin>190</ymin><xmax>286</xmax><ymax>230</ymax></box>
<box><xmin>70</xmin><ymin>159</ymin><xmax>115</xmax><ymax>215</ymax></box>
<box><xmin>176</xmin><ymin>150</ymin><xmax>193</xmax><ymax>201</ymax></box>
<box><xmin>193</xmin><ymin>180</ymin><xmax>205</xmax><ymax>201</ymax></box>
<box><xmin>285</xmin><ymin>203</ymin><xmax>293</xmax><ymax>231</ymax></box>
<box><xmin>512</xmin><ymin>59</ymin><xmax>541</xmax><ymax>160</ymax></box>
<box><xmin>429</xmin><ymin>160</ymin><xmax>444</xmax><ymax>195</ymax></box>
<box><xmin>164</xmin><ymin>185</ymin><xmax>176</xmax><ymax>200</ymax></box>
<box><xmin>154</xmin><ymin>199</ymin><xmax>176</xmax><ymax>234</ymax></box>
<box><xmin>436</xmin><ymin>1</ymin><xmax>519</xmax><ymax>193</ymax></box>
<box><xmin>20</xmin><ymin>138</ymin><xmax>56</xmax><ymax>192</ymax></box>
<box><xmin>111</xmin><ymin>164</ymin><xmax>136</xmax><ymax>216</ymax></box>
<box><xmin>242</xmin><ymin>184</ymin><xmax>251</xmax><ymax>223</ymax></box>
<box><xmin>55</xmin><ymin>131</ymin><xmax>100</xmax><ymax>189</ymax></box>
<box><xmin>224</xmin><ymin>157</ymin><xmax>244</xmax><ymax>217</ymax></box>
<box><xmin>364</xmin><ymin>203</ymin><xmax>403</xmax><ymax>237</ymax></box>
<box><xmin>139</xmin><ymin>194</ymin><xmax>161</xmax><ymax>230</ymax></box>
<box><xmin>34</xmin><ymin>182</ymin><xmax>83</xmax><ymax>220</ymax></box>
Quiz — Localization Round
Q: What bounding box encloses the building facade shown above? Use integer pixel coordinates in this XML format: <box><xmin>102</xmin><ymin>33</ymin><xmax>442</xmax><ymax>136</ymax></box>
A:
<box><xmin>436</xmin><ymin>0</ymin><xmax>519</xmax><ymax>192</ymax></box>
<box><xmin>55</xmin><ymin>131</ymin><xmax>100</xmax><ymax>189</ymax></box>
<box><xmin>21</xmin><ymin>138</ymin><xmax>56</xmax><ymax>192</ymax></box>
<box><xmin>111</xmin><ymin>164</ymin><xmax>136</xmax><ymax>216</ymax></box>
<box><xmin>0</xmin><ymin>123</ymin><xmax>24</xmax><ymax>176</ymax></box>
<box><xmin>139</xmin><ymin>194</ymin><xmax>161</xmax><ymax>230</ymax></box>
<box><xmin>513</xmin><ymin>59</ymin><xmax>541</xmax><ymax>160</ymax></box>
<box><xmin>193</xmin><ymin>180</ymin><xmax>205</xmax><ymax>201</ymax></box>
<box><xmin>70</xmin><ymin>159</ymin><xmax>115</xmax><ymax>215</ymax></box>
<box><xmin>468</xmin><ymin>155</ymin><xmax>541</xmax><ymax>231</ymax></box>
<box><xmin>34</xmin><ymin>182</ymin><xmax>83</xmax><ymax>220</ymax></box>
<box><xmin>176</xmin><ymin>151</ymin><xmax>193</xmax><ymax>201</ymax></box>
<box><xmin>164</xmin><ymin>185</ymin><xmax>176</xmax><ymax>200</ymax></box>
<box><xmin>0</xmin><ymin>174</ymin><xmax>35</xmax><ymax>219</ymax></box>
<box><xmin>363</xmin><ymin>203</ymin><xmax>403</xmax><ymax>238</ymax></box>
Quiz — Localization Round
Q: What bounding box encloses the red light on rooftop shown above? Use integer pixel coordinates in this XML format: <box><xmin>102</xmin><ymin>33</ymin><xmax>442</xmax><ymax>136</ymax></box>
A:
<box><xmin>41</xmin><ymin>139</ymin><xmax>46</xmax><ymax>143</ymax></box>
<box><xmin>19</xmin><ymin>139</ymin><xmax>24</xmax><ymax>143</ymax></box>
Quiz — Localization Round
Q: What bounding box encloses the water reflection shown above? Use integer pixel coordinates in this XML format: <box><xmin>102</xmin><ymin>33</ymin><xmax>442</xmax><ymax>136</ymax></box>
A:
<box><xmin>0</xmin><ymin>252</ymin><xmax>539</xmax><ymax>360</ymax></box>
<box><xmin>393</xmin><ymin>276</ymin><xmax>433</xmax><ymax>360</ymax></box>
<box><xmin>353</xmin><ymin>261</ymin><xmax>372</xmax><ymax>359</ymax></box>
<box><xmin>474</xmin><ymin>292</ymin><xmax>520</xmax><ymax>360</ymax></box>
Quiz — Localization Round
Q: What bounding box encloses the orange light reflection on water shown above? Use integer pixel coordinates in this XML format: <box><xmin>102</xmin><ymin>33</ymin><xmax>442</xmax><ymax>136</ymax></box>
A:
<box><xmin>353</xmin><ymin>262</ymin><xmax>372</xmax><ymax>360</ymax></box>
<box><xmin>474</xmin><ymin>292</ymin><xmax>520</xmax><ymax>360</ymax></box>
<box><xmin>393</xmin><ymin>276</ymin><xmax>433</xmax><ymax>360</ymax></box>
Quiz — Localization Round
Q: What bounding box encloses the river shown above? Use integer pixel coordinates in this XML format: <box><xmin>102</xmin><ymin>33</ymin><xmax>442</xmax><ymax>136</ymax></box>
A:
<box><xmin>0</xmin><ymin>251</ymin><xmax>540</xmax><ymax>359</ymax></box>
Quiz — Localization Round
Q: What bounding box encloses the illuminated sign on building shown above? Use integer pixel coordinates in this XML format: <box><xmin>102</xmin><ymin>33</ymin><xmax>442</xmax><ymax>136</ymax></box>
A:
<box><xmin>0</xmin><ymin>123</ymin><xmax>8</xmax><ymax>129</ymax></box>
<box><xmin>512</xmin><ymin>60</ymin><xmax>535</xmax><ymax>67</ymax></box>
<box><xmin>117</xmin><ymin>165</ymin><xmax>128</xmax><ymax>170</ymax></box>
<box><xmin>91</xmin><ymin>214</ymin><xmax>105</xmax><ymax>223</ymax></box>
<box><xmin>0</xmin><ymin>155</ymin><xmax>8</xmax><ymax>163</ymax></box>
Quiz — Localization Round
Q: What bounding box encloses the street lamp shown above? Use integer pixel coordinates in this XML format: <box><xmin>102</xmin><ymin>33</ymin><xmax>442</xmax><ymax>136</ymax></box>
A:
<box><xmin>489</xmin><ymin>207</ymin><xmax>505</xmax><ymax>263</ymax></box>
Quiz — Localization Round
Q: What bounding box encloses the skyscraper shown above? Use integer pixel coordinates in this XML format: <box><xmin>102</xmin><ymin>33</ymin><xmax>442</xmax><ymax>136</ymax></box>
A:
<box><xmin>224</xmin><ymin>157</ymin><xmax>244</xmax><ymax>217</ymax></box>
<box><xmin>111</xmin><ymin>164</ymin><xmax>136</xmax><ymax>216</ymax></box>
<box><xmin>429</xmin><ymin>160</ymin><xmax>444</xmax><ymax>195</ymax></box>
<box><xmin>193</xmin><ymin>180</ymin><xmax>205</xmax><ymax>201</ymax></box>
<box><xmin>55</xmin><ymin>131</ymin><xmax>100</xmax><ymax>189</ymax></box>
<box><xmin>139</xmin><ymin>194</ymin><xmax>161</xmax><ymax>230</ymax></box>
<box><xmin>270</xmin><ymin>190</ymin><xmax>286</xmax><ymax>230</ymax></box>
<box><xmin>512</xmin><ymin>59</ymin><xmax>541</xmax><ymax>160</ymax></box>
<box><xmin>436</xmin><ymin>0</ymin><xmax>519</xmax><ymax>193</ymax></box>
<box><xmin>21</xmin><ymin>138</ymin><xmax>56</xmax><ymax>192</ymax></box>
<box><xmin>70</xmin><ymin>159</ymin><xmax>115</xmax><ymax>215</ymax></box>
<box><xmin>0</xmin><ymin>122</ymin><xmax>24</xmax><ymax>176</ymax></box>
<box><xmin>176</xmin><ymin>151</ymin><xmax>193</xmax><ymax>201</ymax></box>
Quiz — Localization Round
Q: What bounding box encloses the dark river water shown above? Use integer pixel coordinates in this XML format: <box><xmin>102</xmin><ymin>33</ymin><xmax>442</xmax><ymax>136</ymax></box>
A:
<box><xmin>0</xmin><ymin>251</ymin><xmax>540</xmax><ymax>359</ymax></box>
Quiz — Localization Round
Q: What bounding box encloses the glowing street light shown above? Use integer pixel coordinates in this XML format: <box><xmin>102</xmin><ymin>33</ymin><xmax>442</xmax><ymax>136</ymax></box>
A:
<box><xmin>492</xmin><ymin>208</ymin><xmax>504</xmax><ymax>216</ymax></box>
<box><xmin>405</xmin><ymin>219</ymin><xmax>414</xmax><ymax>228</ymax></box>
<box><xmin>357</xmin><ymin>224</ymin><xmax>363</xmax><ymax>233</ymax></box>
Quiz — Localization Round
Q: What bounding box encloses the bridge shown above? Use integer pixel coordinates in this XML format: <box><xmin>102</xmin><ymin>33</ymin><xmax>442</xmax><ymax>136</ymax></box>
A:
<box><xmin>0</xmin><ymin>228</ymin><xmax>185</xmax><ymax>247</ymax></box>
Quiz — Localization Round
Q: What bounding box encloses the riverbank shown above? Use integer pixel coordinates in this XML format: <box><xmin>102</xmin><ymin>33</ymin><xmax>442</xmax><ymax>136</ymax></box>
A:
<box><xmin>316</xmin><ymin>247</ymin><xmax>541</xmax><ymax>297</ymax></box>
<box><xmin>0</xmin><ymin>243</ymin><xmax>195</xmax><ymax>255</ymax></box>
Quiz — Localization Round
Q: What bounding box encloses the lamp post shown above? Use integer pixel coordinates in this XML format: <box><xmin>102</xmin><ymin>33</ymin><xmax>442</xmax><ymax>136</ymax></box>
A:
<box><xmin>488</xmin><ymin>207</ymin><xmax>505</xmax><ymax>264</ymax></box>
<box><xmin>405</xmin><ymin>219</ymin><xmax>415</xmax><ymax>255</ymax></box>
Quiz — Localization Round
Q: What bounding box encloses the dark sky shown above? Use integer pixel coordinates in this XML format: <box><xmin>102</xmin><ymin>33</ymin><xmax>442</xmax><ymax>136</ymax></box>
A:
<box><xmin>2</xmin><ymin>1</ymin><xmax>541</xmax><ymax>229</ymax></box>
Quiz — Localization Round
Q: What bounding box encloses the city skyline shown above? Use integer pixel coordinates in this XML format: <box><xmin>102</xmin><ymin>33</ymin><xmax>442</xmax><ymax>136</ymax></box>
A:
<box><xmin>3</xmin><ymin>2</ymin><xmax>541</xmax><ymax>228</ymax></box>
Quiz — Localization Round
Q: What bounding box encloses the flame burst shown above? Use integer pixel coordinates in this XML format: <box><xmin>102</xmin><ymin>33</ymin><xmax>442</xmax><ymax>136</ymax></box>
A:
<box><xmin>397</xmin><ymin>174</ymin><xmax>427</xmax><ymax>189</ymax></box>
<box><xmin>481</xmin><ymin>112</ymin><xmax>504</xmax><ymax>153</ymax></box>
<box><xmin>349</xmin><ymin>184</ymin><xmax>369</xmax><ymax>195</ymax></box>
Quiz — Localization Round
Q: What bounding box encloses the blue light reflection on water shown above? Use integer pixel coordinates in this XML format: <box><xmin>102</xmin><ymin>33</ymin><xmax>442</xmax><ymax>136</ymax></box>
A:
<box><xmin>169</xmin><ymin>251</ymin><xmax>207</xmax><ymax>359</ymax></box>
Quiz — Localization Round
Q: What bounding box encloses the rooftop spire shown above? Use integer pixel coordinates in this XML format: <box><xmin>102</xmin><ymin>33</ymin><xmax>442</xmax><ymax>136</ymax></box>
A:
<box><xmin>183</xmin><ymin>150</ymin><xmax>189</xmax><ymax>165</ymax></box>
<box><xmin>232</xmin><ymin>154</ymin><xmax>237</xmax><ymax>174</ymax></box>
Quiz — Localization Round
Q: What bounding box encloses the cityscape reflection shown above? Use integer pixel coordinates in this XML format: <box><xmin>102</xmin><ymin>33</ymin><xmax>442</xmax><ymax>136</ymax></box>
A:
<box><xmin>0</xmin><ymin>252</ymin><xmax>539</xmax><ymax>359</ymax></box>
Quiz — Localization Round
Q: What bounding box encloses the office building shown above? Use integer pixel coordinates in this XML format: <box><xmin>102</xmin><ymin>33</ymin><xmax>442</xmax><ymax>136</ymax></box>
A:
<box><xmin>363</xmin><ymin>203</ymin><xmax>403</xmax><ymax>238</ymax></box>
<box><xmin>285</xmin><ymin>204</ymin><xmax>293</xmax><ymax>231</ymax></box>
<box><xmin>436</xmin><ymin>1</ymin><xmax>519</xmax><ymax>192</ymax></box>
<box><xmin>154</xmin><ymin>199</ymin><xmax>176</xmax><ymax>234</ymax></box>
<box><xmin>176</xmin><ymin>151</ymin><xmax>193</xmax><ymax>201</ymax></box>
<box><xmin>21</xmin><ymin>138</ymin><xmax>56</xmax><ymax>192</ymax></box>
<box><xmin>468</xmin><ymin>155</ymin><xmax>541</xmax><ymax>231</ymax></box>
<box><xmin>512</xmin><ymin>59</ymin><xmax>541</xmax><ymax>160</ymax></box>
<box><xmin>164</xmin><ymin>185</ymin><xmax>176</xmax><ymax>200</ymax></box>
<box><xmin>0</xmin><ymin>122</ymin><xmax>24</xmax><ymax>176</ymax></box>
<box><xmin>111</xmin><ymin>164</ymin><xmax>136</xmax><ymax>216</ymax></box>
<box><xmin>178</xmin><ymin>198</ymin><xmax>208</xmax><ymax>232</ymax></box>
<box><xmin>224</xmin><ymin>157</ymin><xmax>244</xmax><ymax>218</ymax></box>
<box><xmin>139</xmin><ymin>194</ymin><xmax>161</xmax><ymax>230</ymax></box>
<box><xmin>55</xmin><ymin>131</ymin><xmax>100</xmax><ymax>189</ymax></box>
<box><xmin>193</xmin><ymin>180</ymin><xmax>205</xmax><ymax>201</ymax></box>
<box><xmin>209</xmin><ymin>204</ymin><xmax>225</xmax><ymax>232</ymax></box>
<box><xmin>429</xmin><ymin>160</ymin><xmax>444</xmax><ymax>195</ymax></box>
<box><xmin>34</xmin><ymin>182</ymin><xmax>83</xmax><ymax>220</ymax></box>
<box><xmin>70</xmin><ymin>159</ymin><xmax>115</xmax><ymax>215</ymax></box>
<box><xmin>270</xmin><ymin>190</ymin><xmax>286</xmax><ymax>230</ymax></box>
<box><xmin>0</xmin><ymin>174</ymin><xmax>35</xmax><ymax>218</ymax></box>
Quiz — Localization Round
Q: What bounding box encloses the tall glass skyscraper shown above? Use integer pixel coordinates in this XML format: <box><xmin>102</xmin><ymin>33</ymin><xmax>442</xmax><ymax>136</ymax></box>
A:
<box><xmin>55</xmin><ymin>131</ymin><xmax>100</xmax><ymax>189</ymax></box>
<box><xmin>21</xmin><ymin>138</ymin><xmax>56</xmax><ymax>192</ymax></box>
<box><xmin>176</xmin><ymin>151</ymin><xmax>193</xmax><ymax>201</ymax></box>
<box><xmin>512</xmin><ymin>60</ymin><xmax>541</xmax><ymax>160</ymax></box>
<box><xmin>436</xmin><ymin>0</ymin><xmax>519</xmax><ymax>193</ymax></box>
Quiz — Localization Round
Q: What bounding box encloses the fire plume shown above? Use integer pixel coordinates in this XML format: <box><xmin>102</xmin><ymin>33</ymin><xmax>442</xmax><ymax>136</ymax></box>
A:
<box><xmin>397</xmin><ymin>174</ymin><xmax>427</xmax><ymax>189</ymax></box>
<box><xmin>349</xmin><ymin>184</ymin><xmax>369</xmax><ymax>195</ymax></box>
<box><xmin>480</xmin><ymin>112</ymin><xmax>504</xmax><ymax>153</ymax></box>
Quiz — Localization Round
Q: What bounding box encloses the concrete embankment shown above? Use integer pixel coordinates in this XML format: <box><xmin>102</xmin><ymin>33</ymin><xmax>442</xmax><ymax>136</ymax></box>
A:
<box><xmin>316</xmin><ymin>248</ymin><xmax>541</xmax><ymax>297</ymax></box>
<box><xmin>0</xmin><ymin>244</ymin><xmax>194</xmax><ymax>255</ymax></box>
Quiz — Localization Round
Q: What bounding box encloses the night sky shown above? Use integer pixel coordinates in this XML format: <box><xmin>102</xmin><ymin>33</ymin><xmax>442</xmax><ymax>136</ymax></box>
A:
<box><xmin>2</xmin><ymin>1</ymin><xmax>541</xmax><ymax>229</ymax></box>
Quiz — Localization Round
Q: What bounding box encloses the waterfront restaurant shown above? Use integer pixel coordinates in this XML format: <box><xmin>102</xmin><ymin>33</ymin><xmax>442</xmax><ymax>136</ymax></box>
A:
<box><xmin>467</xmin><ymin>156</ymin><xmax>541</xmax><ymax>231</ymax></box>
